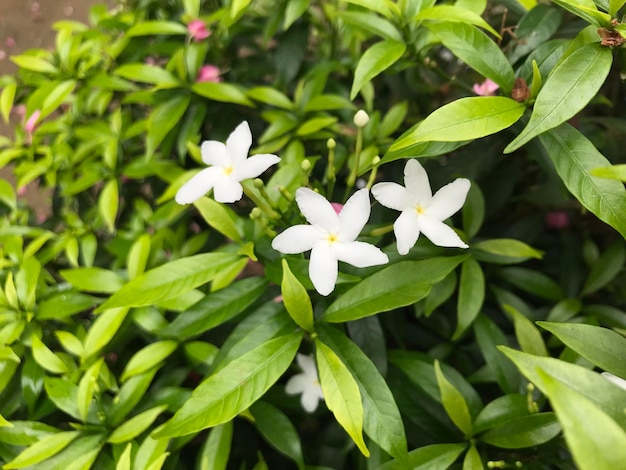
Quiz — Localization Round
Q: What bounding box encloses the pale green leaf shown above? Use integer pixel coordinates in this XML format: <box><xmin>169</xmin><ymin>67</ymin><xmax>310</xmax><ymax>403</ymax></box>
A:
<box><xmin>351</xmin><ymin>40</ymin><xmax>406</xmax><ymax>100</ymax></box>
<box><xmin>281</xmin><ymin>259</ymin><xmax>314</xmax><ymax>332</ymax></box>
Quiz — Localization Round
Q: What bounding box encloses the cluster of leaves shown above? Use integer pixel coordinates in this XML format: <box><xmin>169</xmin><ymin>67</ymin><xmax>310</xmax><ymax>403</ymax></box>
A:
<box><xmin>1</xmin><ymin>0</ymin><xmax>626</xmax><ymax>469</ymax></box>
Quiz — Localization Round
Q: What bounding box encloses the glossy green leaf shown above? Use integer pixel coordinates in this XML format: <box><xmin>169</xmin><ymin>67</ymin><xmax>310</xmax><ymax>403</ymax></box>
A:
<box><xmin>121</xmin><ymin>341</ymin><xmax>178</xmax><ymax>381</ymax></box>
<box><xmin>3</xmin><ymin>430</ymin><xmax>80</xmax><ymax>469</ymax></box>
<box><xmin>337</xmin><ymin>11</ymin><xmax>403</xmax><ymax>42</ymax></box>
<box><xmin>114</xmin><ymin>64</ymin><xmax>180</xmax><ymax>86</ymax></box>
<box><xmin>538</xmin><ymin>124</ymin><xmax>626</xmax><ymax>239</ymax></box>
<box><xmin>345</xmin><ymin>0</ymin><xmax>395</xmax><ymax>18</ymax></box>
<box><xmin>281</xmin><ymin>260</ymin><xmax>314</xmax><ymax>332</ymax></box>
<box><xmin>479</xmin><ymin>412</ymin><xmax>560</xmax><ymax>448</ymax></box>
<box><xmin>31</xmin><ymin>335</ymin><xmax>68</xmax><ymax>374</ymax></box>
<box><xmin>536</xmin><ymin>368</ymin><xmax>626</xmax><ymax>470</ymax></box>
<box><xmin>41</xmin><ymin>80</ymin><xmax>76</xmax><ymax>119</ymax></box>
<box><xmin>508</xmin><ymin>5</ymin><xmax>562</xmax><ymax>64</ymax></box>
<box><xmin>56</xmin><ymin>331</ymin><xmax>83</xmax><ymax>357</ymax></box>
<box><xmin>462</xmin><ymin>183</ymin><xmax>485</xmax><ymax>239</ymax></box>
<box><xmin>473</xmin><ymin>394</ymin><xmax>529</xmax><ymax>434</ymax></box>
<box><xmin>250</xmin><ymin>401</ymin><xmax>304</xmax><ymax>470</ymax></box>
<box><xmin>499</xmin><ymin>347</ymin><xmax>626</xmax><ymax>428</ymax></box>
<box><xmin>382</xmin><ymin>139</ymin><xmax>468</xmax><ymax>164</ymax></box>
<box><xmin>126</xmin><ymin>21</ymin><xmax>187</xmax><ymax>37</ymax></box>
<box><xmin>376</xmin><ymin>443</ymin><xmax>467</xmax><ymax>470</ymax></box>
<box><xmin>10</xmin><ymin>55</ymin><xmax>58</xmax><ymax>74</ymax></box>
<box><xmin>454</xmin><ymin>258</ymin><xmax>485</xmax><ymax>340</ymax></box>
<box><xmin>551</xmin><ymin>0</ymin><xmax>611</xmax><ymax>26</ymax></box>
<box><xmin>591</xmin><ymin>164</ymin><xmax>626</xmax><ymax>182</ymax></box>
<box><xmin>284</xmin><ymin>0</ymin><xmax>310</xmax><ymax>29</ymax></box>
<box><xmin>159</xmin><ymin>277</ymin><xmax>267</xmax><ymax>340</ymax></box>
<box><xmin>247</xmin><ymin>87</ymin><xmax>293</xmax><ymax>110</ymax></box>
<box><xmin>538</xmin><ymin>321</ymin><xmax>626</xmax><ymax>377</ymax></box>
<box><xmin>155</xmin><ymin>331</ymin><xmax>302</xmax><ymax>437</ymax></box>
<box><xmin>147</xmin><ymin>94</ymin><xmax>191</xmax><ymax>157</ymax></box>
<box><xmin>198</xmin><ymin>421</ymin><xmax>233</xmax><ymax>470</ymax></box>
<box><xmin>29</xmin><ymin>434</ymin><xmax>103</xmax><ymax>470</ymax></box>
<box><xmin>0</xmin><ymin>420</ymin><xmax>57</xmax><ymax>446</ymax></box>
<box><xmin>98</xmin><ymin>179</ymin><xmax>118</xmax><ymax>233</ymax></box>
<box><xmin>77</xmin><ymin>359</ymin><xmax>102</xmax><ymax>421</ymax></box>
<box><xmin>315</xmin><ymin>340</ymin><xmax>369</xmax><ymax>457</ymax></box>
<box><xmin>498</xmin><ymin>267</ymin><xmax>564</xmax><ymax>300</ymax></box>
<box><xmin>108</xmin><ymin>405</ymin><xmax>168</xmax><ymax>443</ymax></box>
<box><xmin>96</xmin><ymin>252</ymin><xmax>240</xmax><ymax>312</ymax></box>
<box><xmin>504</xmin><ymin>305</ymin><xmax>548</xmax><ymax>357</ymax></box>
<box><xmin>463</xmin><ymin>443</ymin><xmax>483</xmax><ymax>470</ymax></box>
<box><xmin>350</xmin><ymin>40</ymin><xmax>406</xmax><ymax>100</ymax></box>
<box><xmin>0</xmin><ymin>414</ymin><xmax>11</xmax><ymax>427</ymax></box>
<box><xmin>427</xmin><ymin>22</ymin><xmax>515</xmax><ymax>91</ymax></box>
<box><xmin>44</xmin><ymin>377</ymin><xmax>81</xmax><ymax>421</ymax></box>
<box><xmin>416</xmin><ymin>5</ymin><xmax>500</xmax><ymax>37</ymax></box>
<box><xmin>127</xmin><ymin>234</ymin><xmax>151</xmax><ymax>280</ymax></box>
<box><xmin>133</xmin><ymin>432</ymin><xmax>170</xmax><ymax>470</ymax></box>
<box><xmin>60</xmin><ymin>267</ymin><xmax>124</xmax><ymax>294</ymax></box>
<box><xmin>472</xmin><ymin>238</ymin><xmax>543</xmax><ymax>264</ymax></box>
<box><xmin>109</xmin><ymin>370</ymin><xmax>158</xmax><ymax>426</ymax></box>
<box><xmin>323</xmin><ymin>256</ymin><xmax>466</xmax><ymax>322</ymax></box>
<box><xmin>609</xmin><ymin>0</ymin><xmax>626</xmax><ymax>16</ymax></box>
<box><xmin>193</xmin><ymin>196</ymin><xmax>242</xmax><ymax>242</ymax></box>
<box><xmin>582</xmin><ymin>241</ymin><xmax>625</xmax><ymax>295</ymax></box>
<box><xmin>425</xmin><ymin>270</ymin><xmax>457</xmax><ymax>317</ymax></box>
<box><xmin>391</xmin><ymin>98</ymin><xmax>523</xmax><ymax>149</ymax></box>
<box><xmin>434</xmin><ymin>360</ymin><xmax>473</xmax><ymax>436</ymax></box>
<box><xmin>1</xmin><ymin>81</ymin><xmax>17</xmax><ymax>123</ymax></box>
<box><xmin>116</xmin><ymin>443</ymin><xmax>132</xmax><ymax>470</ymax></box>
<box><xmin>192</xmin><ymin>82</ymin><xmax>253</xmax><ymax>107</ymax></box>
<box><xmin>505</xmin><ymin>44</ymin><xmax>612</xmax><ymax>152</ymax></box>
<box><xmin>295</xmin><ymin>116</ymin><xmax>338</xmax><ymax>136</ymax></box>
<box><xmin>82</xmin><ymin>307</ymin><xmax>130</xmax><ymax>360</ymax></box>
<box><xmin>317</xmin><ymin>324</ymin><xmax>407</xmax><ymax>460</ymax></box>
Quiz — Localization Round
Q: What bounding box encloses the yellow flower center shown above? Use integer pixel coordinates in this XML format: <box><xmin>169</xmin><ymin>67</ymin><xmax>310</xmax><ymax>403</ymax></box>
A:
<box><xmin>326</xmin><ymin>233</ymin><xmax>339</xmax><ymax>244</ymax></box>
<box><xmin>223</xmin><ymin>165</ymin><xmax>234</xmax><ymax>176</ymax></box>
<box><xmin>416</xmin><ymin>204</ymin><xmax>426</xmax><ymax>215</ymax></box>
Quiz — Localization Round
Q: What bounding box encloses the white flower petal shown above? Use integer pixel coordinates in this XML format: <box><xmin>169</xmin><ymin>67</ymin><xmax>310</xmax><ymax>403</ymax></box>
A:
<box><xmin>233</xmin><ymin>153</ymin><xmax>280</xmax><ymax>181</ymax></box>
<box><xmin>394</xmin><ymin>210</ymin><xmax>420</xmax><ymax>255</ymax></box>
<box><xmin>371</xmin><ymin>182</ymin><xmax>410</xmax><ymax>211</ymax></box>
<box><xmin>295</xmin><ymin>188</ymin><xmax>338</xmax><ymax>231</ymax></box>
<box><xmin>428</xmin><ymin>178</ymin><xmax>471</xmax><ymax>221</ymax></box>
<box><xmin>213</xmin><ymin>178</ymin><xmax>243</xmax><ymax>203</ymax></box>
<box><xmin>201</xmin><ymin>140</ymin><xmax>230</xmax><ymax>167</ymax></box>
<box><xmin>175</xmin><ymin>167</ymin><xmax>221</xmax><ymax>204</ymax></box>
<box><xmin>405</xmin><ymin>159</ymin><xmax>432</xmax><ymax>204</ymax></box>
<box><xmin>334</xmin><ymin>241</ymin><xmax>389</xmax><ymax>268</ymax></box>
<box><xmin>285</xmin><ymin>374</ymin><xmax>308</xmax><ymax>395</ymax></box>
<box><xmin>296</xmin><ymin>353</ymin><xmax>317</xmax><ymax>377</ymax></box>
<box><xmin>419</xmin><ymin>216</ymin><xmax>468</xmax><ymax>248</ymax></box>
<box><xmin>309</xmin><ymin>243</ymin><xmax>338</xmax><ymax>296</ymax></box>
<box><xmin>272</xmin><ymin>225</ymin><xmax>322</xmax><ymax>254</ymax></box>
<box><xmin>301</xmin><ymin>387</ymin><xmax>323</xmax><ymax>413</ymax></box>
<box><xmin>226</xmin><ymin>121</ymin><xmax>252</xmax><ymax>166</ymax></box>
<box><xmin>338</xmin><ymin>188</ymin><xmax>371</xmax><ymax>242</ymax></box>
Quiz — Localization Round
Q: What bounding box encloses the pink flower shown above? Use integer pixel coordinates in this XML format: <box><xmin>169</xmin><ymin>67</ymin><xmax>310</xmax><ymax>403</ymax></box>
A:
<box><xmin>472</xmin><ymin>79</ymin><xmax>499</xmax><ymax>96</ymax></box>
<box><xmin>545</xmin><ymin>211</ymin><xmax>570</xmax><ymax>230</ymax></box>
<box><xmin>24</xmin><ymin>109</ymin><xmax>41</xmax><ymax>143</ymax></box>
<box><xmin>188</xmin><ymin>20</ymin><xmax>210</xmax><ymax>42</ymax></box>
<box><xmin>196</xmin><ymin>65</ymin><xmax>221</xmax><ymax>83</ymax></box>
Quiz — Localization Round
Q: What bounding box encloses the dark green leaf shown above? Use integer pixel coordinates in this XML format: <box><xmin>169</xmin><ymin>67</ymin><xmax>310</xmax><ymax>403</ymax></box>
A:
<box><xmin>479</xmin><ymin>413</ymin><xmax>560</xmax><ymax>448</ymax></box>
<box><xmin>454</xmin><ymin>258</ymin><xmax>485</xmax><ymax>340</ymax></box>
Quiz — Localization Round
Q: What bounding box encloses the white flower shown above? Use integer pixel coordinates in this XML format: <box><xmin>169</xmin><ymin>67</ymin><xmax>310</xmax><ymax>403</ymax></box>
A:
<box><xmin>602</xmin><ymin>372</ymin><xmax>626</xmax><ymax>391</ymax></box>
<box><xmin>271</xmin><ymin>187</ymin><xmax>389</xmax><ymax>296</ymax></box>
<box><xmin>175</xmin><ymin>121</ymin><xmax>280</xmax><ymax>204</ymax></box>
<box><xmin>286</xmin><ymin>354</ymin><xmax>324</xmax><ymax>413</ymax></box>
<box><xmin>353</xmin><ymin>110</ymin><xmax>370</xmax><ymax>128</ymax></box>
<box><xmin>372</xmin><ymin>159</ymin><xmax>470</xmax><ymax>255</ymax></box>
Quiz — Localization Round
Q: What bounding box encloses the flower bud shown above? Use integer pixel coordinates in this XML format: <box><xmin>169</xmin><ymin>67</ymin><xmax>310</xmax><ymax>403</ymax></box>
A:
<box><xmin>327</xmin><ymin>138</ymin><xmax>336</xmax><ymax>149</ymax></box>
<box><xmin>353</xmin><ymin>110</ymin><xmax>369</xmax><ymax>128</ymax></box>
<box><xmin>301</xmin><ymin>159</ymin><xmax>312</xmax><ymax>171</ymax></box>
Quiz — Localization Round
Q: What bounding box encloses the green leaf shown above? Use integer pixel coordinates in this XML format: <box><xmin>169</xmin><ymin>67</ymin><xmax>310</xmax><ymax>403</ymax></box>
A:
<box><xmin>77</xmin><ymin>359</ymin><xmax>102</xmax><ymax>421</ymax></box>
<box><xmin>192</xmin><ymin>82</ymin><xmax>254</xmax><ymax>107</ymax></box>
<box><xmin>98</xmin><ymin>179</ymin><xmax>119</xmax><ymax>233</ymax></box>
<box><xmin>193</xmin><ymin>197</ymin><xmax>243</xmax><ymax>242</ymax></box>
<box><xmin>295</xmin><ymin>116</ymin><xmax>338</xmax><ymax>136</ymax></box>
<box><xmin>147</xmin><ymin>94</ymin><xmax>191</xmax><ymax>157</ymax></box>
<box><xmin>82</xmin><ymin>307</ymin><xmax>130</xmax><ymax>360</ymax></box>
<box><xmin>463</xmin><ymin>443</ymin><xmax>483</xmax><ymax>470</ymax></box>
<box><xmin>315</xmin><ymin>340</ymin><xmax>369</xmax><ymax>457</ymax></box>
<box><xmin>538</xmin><ymin>124</ymin><xmax>626</xmax><ymax>239</ymax></box>
<box><xmin>121</xmin><ymin>341</ymin><xmax>178</xmax><ymax>381</ymax></box>
<box><xmin>108</xmin><ymin>406</ymin><xmax>168</xmax><ymax>443</ymax></box>
<box><xmin>427</xmin><ymin>22</ymin><xmax>515</xmax><ymax>92</ymax></box>
<box><xmin>453</xmin><ymin>258</ymin><xmax>485</xmax><ymax>340</ymax></box>
<box><xmin>499</xmin><ymin>347</ymin><xmax>626</xmax><ymax>428</ymax></box>
<box><xmin>536</xmin><ymin>368</ymin><xmax>626</xmax><ymax>470</ymax></box>
<box><xmin>11</xmin><ymin>55</ymin><xmax>58</xmax><ymax>74</ymax></box>
<box><xmin>96</xmin><ymin>252</ymin><xmax>240</xmax><ymax>312</ymax></box>
<box><xmin>434</xmin><ymin>360</ymin><xmax>473</xmax><ymax>436</ymax></box>
<box><xmin>159</xmin><ymin>277</ymin><xmax>268</xmax><ymax>340</ymax></box>
<box><xmin>391</xmin><ymin>98</ymin><xmax>524</xmax><ymax>149</ymax></box>
<box><xmin>417</xmin><ymin>5</ymin><xmax>500</xmax><ymax>37</ymax></box>
<box><xmin>30</xmin><ymin>434</ymin><xmax>103</xmax><ymax>470</ymax></box>
<box><xmin>127</xmin><ymin>234</ymin><xmax>151</xmax><ymax>279</ymax></box>
<box><xmin>323</xmin><ymin>256</ymin><xmax>466</xmax><ymax>323</ymax></box>
<box><xmin>498</xmin><ymin>267</ymin><xmax>564</xmax><ymax>300</ymax></box>
<box><xmin>538</xmin><ymin>321</ymin><xmax>626</xmax><ymax>378</ymax></box>
<box><xmin>247</xmin><ymin>86</ymin><xmax>293</xmax><ymax>110</ymax></box>
<box><xmin>504</xmin><ymin>305</ymin><xmax>548</xmax><ymax>357</ymax></box>
<box><xmin>3</xmin><ymin>430</ymin><xmax>80</xmax><ymax>469</ymax></box>
<box><xmin>41</xmin><ymin>80</ymin><xmax>76</xmax><ymax>120</ymax></box>
<box><xmin>60</xmin><ymin>267</ymin><xmax>125</xmax><ymax>294</ymax></box>
<box><xmin>479</xmin><ymin>412</ymin><xmax>561</xmax><ymax>448</ymax></box>
<box><xmin>154</xmin><ymin>331</ymin><xmax>302</xmax><ymax>437</ymax></box>
<box><xmin>317</xmin><ymin>325</ymin><xmax>407</xmax><ymax>460</ymax></box>
<box><xmin>473</xmin><ymin>394</ymin><xmax>529</xmax><ymax>434</ymax></box>
<box><xmin>198</xmin><ymin>422</ymin><xmax>233</xmax><ymax>470</ymax></box>
<box><xmin>337</xmin><ymin>11</ymin><xmax>403</xmax><ymax>42</ymax></box>
<box><xmin>582</xmin><ymin>241</ymin><xmax>625</xmax><ymax>295</ymax></box>
<box><xmin>474</xmin><ymin>316</ymin><xmax>520</xmax><ymax>393</ymax></box>
<box><xmin>609</xmin><ymin>0</ymin><xmax>626</xmax><ymax>16</ymax></box>
<box><xmin>44</xmin><ymin>377</ymin><xmax>81</xmax><ymax>421</ymax></box>
<box><xmin>1</xmin><ymin>81</ymin><xmax>17</xmax><ymax>123</ymax></box>
<box><xmin>551</xmin><ymin>0</ymin><xmax>611</xmax><ymax>26</ymax></box>
<box><xmin>351</xmin><ymin>40</ymin><xmax>406</xmax><ymax>100</ymax></box>
<box><xmin>505</xmin><ymin>44</ymin><xmax>612</xmax><ymax>152</ymax></box>
<box><xmin>472</xmin><ymin>238</ymin><xmax>543</xmax><ymax>264</ymax></box>
<box><xmin>591</xmin><ymin>164</ymin><xmax>626</xmax><ymax>182</ymax></box>
<box><xmin>109</xmin><ymin>370</ymin><xmax>158</xmax><ymax>426</ymax></box>
<box><xmin>126</xmin><ymin>21</ymin><xmax>187</xmax><ymax>37</ymax></box>
<box><xmin>376</xmin><ymin>443</ymin><xmax>467</xmax><ymax>470</ymax></box>
<box><xmin>114</xmin><ymin>64</ymin><xmax>180</xmax><ymax>86</ymax></box>
<box><xmin>284</xmin><ymin>0</ymin><xmax>310</xmax><ymax>30</ymax></box>
<box><xmin>462</xmin><ymin>183</ymin><xmax>485</xmax><ymax>239</ymax></box>
<box><xmin>250</xmin><ymin>402</ymin><xmax>304</xmax><ymax>470</ymax></box>
<box><xmin>281</xmin><ymin>260</ymin><xmax>314</xmax><ymax>332</ymax></box>
<box><xmin>31</xmin><ymin>335</ymin><xmax>68</xmax><ymax>374</ymax></box>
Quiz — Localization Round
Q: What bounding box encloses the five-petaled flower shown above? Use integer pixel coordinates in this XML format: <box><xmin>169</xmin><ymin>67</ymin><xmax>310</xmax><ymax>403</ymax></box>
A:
<box><xmin>272</xmin><ymin>187</ymin><xmax>389</xmax><ymax>296</ymax></box>
<box><xmin>473</xmin><ymin>79</ymin><xmax>499</xmax><ymax>96</ymax></box>
<box><xmin>372</xmin><ymin>159</ymin><xmax>470</xmax><ymax>255</ymax></box>
<box><xmin>175</xmin><ymin>121</ymin><xmax>280</xmax><ymax>204</ymax></box>
<box><xmin>285</xmin><ymin>354</ymin><xmax>324</xmax><ymax>413</ymax></box>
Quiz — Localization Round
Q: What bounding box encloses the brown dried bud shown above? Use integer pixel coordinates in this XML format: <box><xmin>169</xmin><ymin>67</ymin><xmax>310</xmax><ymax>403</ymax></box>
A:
<box><xmin>598</xmin><ymin>27</ymin><xmax>625</xmax><ymax>47</ymax></box>
<box><xmin>511</xmin><ymin>78</ymin><xmax>530</xmax><ymax>102</ymax></box>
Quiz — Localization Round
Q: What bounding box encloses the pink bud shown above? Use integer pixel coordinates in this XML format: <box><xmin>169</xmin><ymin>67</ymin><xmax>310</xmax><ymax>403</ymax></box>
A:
<box><xmin>25</xmin><ymin>109</ymin><xmax>41</xmax><ymax>134</ymax></box>
<box><xmin>5</xmin><ymin>37</ymin><xmax>15</xmax><ymax>48</ymax></box>
<box><xmin>545</xmin><ymin>211</ymin><xmax>570</xmax><ymax>230</ymax></box>
<box><xmin>188</xmin><ymin>20</ymin><xmax>211</xmax><ymax>42</ymax></box>
<box><xmin>196</xmin><ymin>64</ymin><xmax>222</xmax><ymax>83</ymax></box>
<box><xmin>17</xmin><ymin>186</ymin><xmax>27</xmax><ymax>196</ymax></box>
<box><xmin>331</xmin><ymin>202</ymin><xmax>344</xmax><ymax>215</ymax></box>
<box><xmin>472</xmin><ymin>79</ymin><xmax>499</xmax><ymax>96</ymax></box>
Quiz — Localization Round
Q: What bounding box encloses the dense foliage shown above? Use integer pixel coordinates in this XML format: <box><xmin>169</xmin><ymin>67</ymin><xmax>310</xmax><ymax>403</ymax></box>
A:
<box><xmin>1</xmin><ymin>0</ymin><xmax>626</xmax><ymax>468</ymax></box>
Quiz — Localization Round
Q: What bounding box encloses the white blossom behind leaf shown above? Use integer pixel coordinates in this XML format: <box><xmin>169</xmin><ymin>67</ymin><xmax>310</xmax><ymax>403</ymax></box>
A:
<box><xmin>272</xmin><ymin>188</ymin><xmax>389</xmax><ymax>296</ymax></box>
<box><xmin>372</xmin><ymin>159</ymin><xmax>470</xmax><ymax>255</ymax></box>
<box><xmin>175</xmin><ymin>121</ymin><xmax>280</xmax><ymax>204</ymax></box>
<box><xmin>285</xmin><ymin>354</ymin><xmax>324</xmax><ymax>413</ymax></box>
